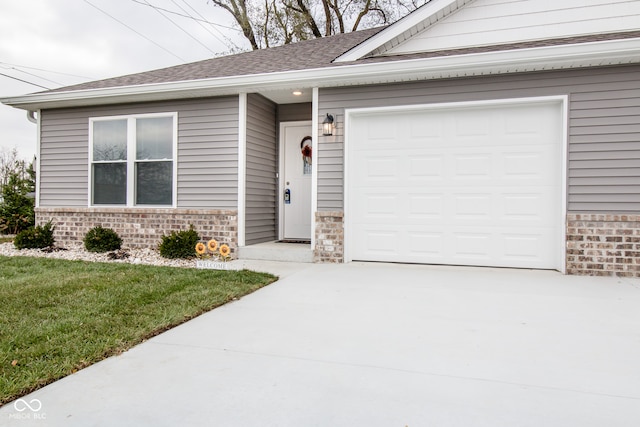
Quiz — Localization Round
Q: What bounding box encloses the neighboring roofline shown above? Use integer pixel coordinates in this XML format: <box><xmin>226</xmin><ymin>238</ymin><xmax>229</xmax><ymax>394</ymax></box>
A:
<box><xmin>3</xmin><ymin>37</ymin><xmax>640</xmax><ymax>110</ymax></box>
<box><xmin>334</xmin><ymin>0</ymin><xmax>469</xmax><ymax>62</ymax></box>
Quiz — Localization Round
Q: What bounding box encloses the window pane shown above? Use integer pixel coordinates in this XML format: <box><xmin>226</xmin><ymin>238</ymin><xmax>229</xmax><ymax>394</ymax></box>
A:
<box><xmin>135</xmin><ymin>162</ymin><xmax>173</xmax><ymax>205</ymax></box>
<box><xmin>93</xmin><ymin>120</ymin><xmax>127</xmax><ymax>161</ymax></box>
<box><xmin>136</xmin><ymin>117</ymin><xmax>173</xmax><ymax>160</ymax></box>
<box><xmin>93</xmin><ymin>163</ymin><xmax>126</xmax><ymax>205</ymax></box>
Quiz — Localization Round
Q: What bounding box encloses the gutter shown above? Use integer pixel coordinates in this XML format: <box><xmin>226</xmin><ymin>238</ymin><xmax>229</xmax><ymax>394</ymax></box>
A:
<box><xmin>2</xmin><ymin>37</ymin><xmax>640</xmax><ymax>111</ymax></box>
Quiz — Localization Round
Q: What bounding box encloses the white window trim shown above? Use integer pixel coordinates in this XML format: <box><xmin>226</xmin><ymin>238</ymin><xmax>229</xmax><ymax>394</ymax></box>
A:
<box><xmin>88</xmin><ymin>112</ymin><xmax>178</xmax><ymax>208</ymax></box>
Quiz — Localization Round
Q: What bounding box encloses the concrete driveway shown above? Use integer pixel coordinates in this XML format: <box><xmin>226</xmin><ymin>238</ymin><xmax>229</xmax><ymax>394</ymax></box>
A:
<box><xmin>2</xmin><ymin>262</ymin><xmax>640</xmax><ymax>426</ymax></box>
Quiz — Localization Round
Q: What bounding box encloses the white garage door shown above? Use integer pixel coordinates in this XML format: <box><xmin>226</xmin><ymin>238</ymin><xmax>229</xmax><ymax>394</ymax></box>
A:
<box><xmin>346</xmin><ymin>99</ymin><xmax>564</xmax><ymax>270</ymax></box>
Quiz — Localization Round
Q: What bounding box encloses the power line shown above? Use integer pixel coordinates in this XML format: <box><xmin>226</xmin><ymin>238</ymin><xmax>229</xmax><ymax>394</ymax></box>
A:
<box><xmin>83</xmin><ymin>0</ymin><xmax>186</xmax><ymax>62</ymax></box>
<box><xmin>138</xmin><ymin>0</ymin><xmax>218</xmax><ymax>56</ymax></box>
<box><xmin>0</xmin><ymin>72</ymin><xmax>50</xmax><ymax>90</ymax></box>
<box><xmin>1</xmin><ymin>64</ymin><xmax>63</xmax><ymax>87</ymax></box>
<box><xmin>130</xmin><ymin>0</ymin><xmax>240</xmax><ymax>31</ymax></box>
<box><xmin>0</xmin><ymin>62</ymin><xmax>94</xmax><ymax>80</ymax></box>
<box><xmin>175</xmin><ymin>0</ymin><xmax>242</xmax><ymax>52</ymax></box>
<box><xmin>170</xmin><ymin>0</ymin><xmax>229</xmax><ymax>49</ymax></box>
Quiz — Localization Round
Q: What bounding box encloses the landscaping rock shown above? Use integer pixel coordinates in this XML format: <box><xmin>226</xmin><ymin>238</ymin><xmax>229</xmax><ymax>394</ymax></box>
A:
<box><xmin>0</xmin><ymin>242</ymin><xmax>194</xmax><ymax>268</ymax></box>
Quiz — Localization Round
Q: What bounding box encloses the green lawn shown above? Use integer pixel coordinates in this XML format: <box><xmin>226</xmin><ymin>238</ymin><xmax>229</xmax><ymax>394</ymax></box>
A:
<box><xmin>0</xmin><ymin>256</ymin><xmax>277</xmax><ymax>405</ymax></box>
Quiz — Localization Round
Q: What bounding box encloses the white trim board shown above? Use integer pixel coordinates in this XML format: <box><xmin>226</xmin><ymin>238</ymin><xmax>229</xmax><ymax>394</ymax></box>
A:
<box><xmin>311</xmin><ymin>88</ymin><xmax>319</xmax><ymax>248</ymax></box>
<box><xmin>238</xmin><ymin>93</ymin><xmax>247</xmax><ymax>247</ymax></box>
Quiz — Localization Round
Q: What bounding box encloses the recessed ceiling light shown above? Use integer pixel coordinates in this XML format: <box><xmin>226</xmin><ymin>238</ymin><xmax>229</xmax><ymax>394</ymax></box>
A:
<box><xmin>292</xmin><ymin>90</ymin><xmax>303</xmax><ymax>96</ymax></box>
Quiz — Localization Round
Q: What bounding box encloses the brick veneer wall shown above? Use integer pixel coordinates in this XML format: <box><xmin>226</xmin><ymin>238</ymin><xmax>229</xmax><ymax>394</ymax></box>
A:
<box><xmin>314</xmin><ymin>211</ymin><xmax>344</xmax><ymax>263</ymax></box>
<box><xmin>35</xmin><ymin>207</ymin><xmax>238</xmax><ymax>253</ymax></box>
<box><xmin>566</xmin><ymin>214</ymin><xmax>640</xmax><ymax>277</ymax></box>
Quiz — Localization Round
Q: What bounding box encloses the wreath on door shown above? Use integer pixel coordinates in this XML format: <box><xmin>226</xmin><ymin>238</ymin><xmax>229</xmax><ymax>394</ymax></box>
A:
<box><xmin>301</xmin><ymin>136</ymin><xmax>312</xmax><ymax>175</ymax></box>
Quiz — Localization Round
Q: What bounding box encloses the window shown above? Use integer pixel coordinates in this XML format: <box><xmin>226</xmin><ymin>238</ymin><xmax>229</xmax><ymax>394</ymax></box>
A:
<box><xmin>90</xmin><ymin>113</ymin><xmax>176</xmax><ymax>207</ymax></box>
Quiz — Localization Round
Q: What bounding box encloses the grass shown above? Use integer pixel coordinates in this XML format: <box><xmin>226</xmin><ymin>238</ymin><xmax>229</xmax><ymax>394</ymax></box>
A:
<box><xmin>0</xmin><ymin>256</ymin><xmax>277</xmax><ymax>405</ymax></box>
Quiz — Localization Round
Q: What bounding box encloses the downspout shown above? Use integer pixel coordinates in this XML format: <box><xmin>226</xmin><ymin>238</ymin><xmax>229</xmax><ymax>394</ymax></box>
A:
<box><xmin>26</xmin><ymin>110</ymin><xmax>41</xmax><ymax>208</ymax></box>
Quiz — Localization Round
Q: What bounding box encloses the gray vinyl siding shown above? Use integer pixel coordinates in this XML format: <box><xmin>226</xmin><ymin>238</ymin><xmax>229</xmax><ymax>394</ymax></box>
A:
<box><xmin>39</xmin><ymin>97</ymin><xmax>239</xmax><ymax>209</ymax></box>
<box><xmin>317</xmin><ymin>64</ymin><xmax>640</xmax><ymax>213</ymax></box>
<box><xmin>245</xmin><ymin>94</ymin><xmax>277</xmax><ymax>245</ymax></box>
<box><xmin>277</xmin><ymin>103</ymin><xmax>312</xmax><ymax>122</ymax></box>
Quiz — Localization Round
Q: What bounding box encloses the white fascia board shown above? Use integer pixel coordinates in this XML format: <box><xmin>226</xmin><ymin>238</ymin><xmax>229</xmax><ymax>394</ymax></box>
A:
<box><xmin>334</xmin><ymin>0</ymin><xmax>466</xmax><ymax>62</ymax></box>
<box><xmin>2</xmin><ymin>37</ymin><xmax>640</xmax><ymax>111</ymax></box>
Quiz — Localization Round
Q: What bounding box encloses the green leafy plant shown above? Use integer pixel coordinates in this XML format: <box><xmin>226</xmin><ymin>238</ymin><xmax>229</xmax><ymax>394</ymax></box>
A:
<box><xmin>84</xmin><ymin>226</ymin><xmax>122</xmax><ymax>253</ymax></box>
<box><xmin>0</xmin><ymin>162</ymin><xmax>35</xmax><ymax>235</ymax></box>
<box><xmin>159</xmin><ymin>225</ymin><xmax>200</xmax><ymax>259</ymax></box>
<box><xmin>13</xmin><ymin>221</ymin><xmax>55</xmax><ymax>249</ymax></box>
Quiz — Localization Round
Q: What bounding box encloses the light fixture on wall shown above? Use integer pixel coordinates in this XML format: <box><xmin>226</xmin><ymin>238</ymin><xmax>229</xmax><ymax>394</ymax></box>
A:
<box><xmin>322</xmin><ymin>113</ymin><xmax>334</xmax><ymax>136</ymax></box>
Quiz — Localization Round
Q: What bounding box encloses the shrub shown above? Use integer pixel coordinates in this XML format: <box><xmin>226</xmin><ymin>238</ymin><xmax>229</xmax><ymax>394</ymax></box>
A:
<box><xmin>159</xmin><ymin>226</ymin><xmax>200</xmax><ymax>259</ymax></box>
<box><xmin>14</xmin><ymin>221</ymin><xmax>55</xmax><ymax>249</ymax></box>
<box><xmin>84</xmin><ymin>226</ymin><xmax>122</xmax><ymax>253</ymax></box>
<box><xmin>0</xmin><ymin>165</ymin><xmax>35</xmax><ymax>235</ymax></box>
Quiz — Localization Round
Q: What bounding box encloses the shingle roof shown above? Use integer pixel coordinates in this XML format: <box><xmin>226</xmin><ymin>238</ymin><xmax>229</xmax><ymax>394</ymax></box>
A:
<box><xmin>38</xmin><ymin>27</ymin><xmax>640</xmax><ymax>95</ymax></box>
<box><xmin>47</xmin><ymin>27</ymin><xmax>385</xmax><ymax>93</ymax></box>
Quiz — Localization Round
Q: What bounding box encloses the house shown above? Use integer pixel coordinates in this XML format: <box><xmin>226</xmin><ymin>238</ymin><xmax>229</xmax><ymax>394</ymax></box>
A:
<box><xmin>2</xmin><ymin>0</ymin><xmax>640</xmax><ymax>276</ymax></box>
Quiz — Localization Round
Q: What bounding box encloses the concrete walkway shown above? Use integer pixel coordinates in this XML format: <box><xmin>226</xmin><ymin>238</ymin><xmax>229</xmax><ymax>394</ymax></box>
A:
<box><xmin>2</xmin><ymin>263</ymin><xmax>640</xmax><ymax>426</ymax></box>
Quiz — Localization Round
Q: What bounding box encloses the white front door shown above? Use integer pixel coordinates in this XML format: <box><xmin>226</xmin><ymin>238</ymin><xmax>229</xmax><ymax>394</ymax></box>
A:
<box><xmin>281</xmin><ymin>121</ymin><xmax>312</xmax><ymax>241</ymax></box>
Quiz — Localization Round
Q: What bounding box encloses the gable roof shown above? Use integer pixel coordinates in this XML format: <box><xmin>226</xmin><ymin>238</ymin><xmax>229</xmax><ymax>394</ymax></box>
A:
<box><xmin>3</xmin><ymin>1</ymin><xmax>640</xmax><ymax>111</ymax></box>
<box><xmin>335</xmin><ymin>0</ymin><xmax>470</xmax><ymax>62</ymax></box>
<box><xmin>337</xmin><ymin>0</ymin><xmax>640</xmax><ymax>61</ymax></box>
<box><xmin>50</xmin><ymin>27</ymin><xmax>384</xmax><ymax>94</ymax></box>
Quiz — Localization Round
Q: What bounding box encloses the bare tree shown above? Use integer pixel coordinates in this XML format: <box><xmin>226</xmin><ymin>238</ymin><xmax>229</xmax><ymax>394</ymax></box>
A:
<box><xmin>209</xmin><ymin>0</ymin><xmax>429</xmax><ymax>50</ymax></box>
<box><xmin>0</xmin><ymin>148</ymin><xmax>26</xmax><ymax>189</ymax></box>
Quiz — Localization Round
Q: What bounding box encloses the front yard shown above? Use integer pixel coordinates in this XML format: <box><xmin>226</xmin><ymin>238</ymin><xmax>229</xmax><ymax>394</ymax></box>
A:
<box><xmin>0</xmin><ymin>256</ymin><xmax>277</xmax><ymax>405</ymax></box>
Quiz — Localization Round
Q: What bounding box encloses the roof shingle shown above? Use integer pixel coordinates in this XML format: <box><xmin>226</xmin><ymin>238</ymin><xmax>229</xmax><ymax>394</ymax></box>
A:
<box><xmin>45</xmin><ymin>27</ymin><xmax>640</xmax><ymax>94</ymax></box>
<box><xmin>48</xmin><ymin>27</ymin><xmax>384</xmax><ymax>93</ymax></box>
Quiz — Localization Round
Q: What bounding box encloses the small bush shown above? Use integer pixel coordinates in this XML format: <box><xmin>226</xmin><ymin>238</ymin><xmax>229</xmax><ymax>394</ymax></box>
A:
<box><xmin>159</xmin><ymin>226</ymin><xmax>200</xmax><ymax>259</ymax></box>
<box><xmin>84</xmin><ymin>226</ymin><xmax>122</xmax><ymax>253</ymax></box>
<box><xmin>14</xmin><ymin>221</ymin><xmax>55</xmax><ymax>250</ymax></box>
<box><xmin>0</xmin><ymin>165</ymin><xmax>35</xmax><ymax>235</ymax></box>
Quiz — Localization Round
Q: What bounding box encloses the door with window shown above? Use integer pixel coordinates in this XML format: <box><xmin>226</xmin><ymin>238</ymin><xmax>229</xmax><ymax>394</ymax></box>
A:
<box><xmin>280</xmin><ymin>121</ymin><xmax>312</xmax><ymax>241</ymax></box>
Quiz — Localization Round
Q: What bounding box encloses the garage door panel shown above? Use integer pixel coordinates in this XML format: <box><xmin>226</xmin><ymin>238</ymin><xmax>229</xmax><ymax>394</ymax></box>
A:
<box><xmin>454</xmin><ymin>194</ymin><xmax>492</xmax><ymax>219</ymax></box>
<box><xmin>365</xmin><ymin>194</ymin><xmax>401</xmax><ymax>218</ymax></box>
<box><xmin>355</xmin><ymin>190</ymin><xmax>557</xmax><ymax>226</ymax></box>
<box><xmin>455</xmin><ymin>155</ymin><xmax>492</xmax><ymax>178</ymax></box>
<box><xmin>354</xmin><ymin>225</ymin><xmax>556</xmax><ymax>267</ymax></box>
<box><xmin>408</xmin><ymin>232</ymin><xmax>446</xmax><ymax>255</ymax></box>
<box><xmin>347</xmin><ymin>101</ymin><xmax>563</xmax><ymax>270</ymax></box>
<box><xmin>408</xmin><ymin>194</ymin><xmax>444</xmax><ymax>219</ymax></box>
<box><xmin>410</xmin><ymin>156</ymin><xmax>445</xmax><ymax>178</ymax></box>
<box><xmin>365</xmin><ymin>157</ymin><xmax>400</xmax><ymax>179</ymax></box>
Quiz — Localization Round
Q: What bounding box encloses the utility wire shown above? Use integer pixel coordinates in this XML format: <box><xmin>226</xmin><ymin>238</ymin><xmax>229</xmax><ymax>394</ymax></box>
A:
<box><xmin>130</xmin><ymin>0</ymin><xmax>240</xmax><ymax>31</ymax></box>
<box><xmin>0</xmin><ymin>72</ymin><xmax>50</xmax><ymax>90</ymax></box>
<box><xmin>175</xmin><ymin>0</ymin><xmax>242</xmax><ymax>52</ymax></box>
<box><xmin>1</xmin><ymin>64</ymin><xmax>63</xmax><ymax>87</ymax></box>
<box><xmin>83</xmin><ymin>0</ymin><xmax>186</xmax><ymax>62</ymax></box>
<box><xmin>0</xmin><ymin>62</ymin><xmax>94</xmax><ymax>80</ymax></box>
<box><xmin>170</xmin><ymin>0</ymin><xmax>229</xmax><ymax>50</ymax></box>
<box><xmin>139</xmin><ymin>0</ymin><xmax>218</xmax><ymax>56</ymax></box>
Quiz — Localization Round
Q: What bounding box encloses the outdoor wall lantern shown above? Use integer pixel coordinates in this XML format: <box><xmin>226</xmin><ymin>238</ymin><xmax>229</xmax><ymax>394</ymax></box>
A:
<box><xmin>322</xmin><ymin>113</ymin><xmax>335</xmax><ymax>136</ymax></box>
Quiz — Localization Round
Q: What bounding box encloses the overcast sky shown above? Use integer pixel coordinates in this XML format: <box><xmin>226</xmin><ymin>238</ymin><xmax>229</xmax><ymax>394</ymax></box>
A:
<box><xmin>0</xmin><ymin>0</ymin><xmax>245</xmax><ymax>161</ymax></box>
